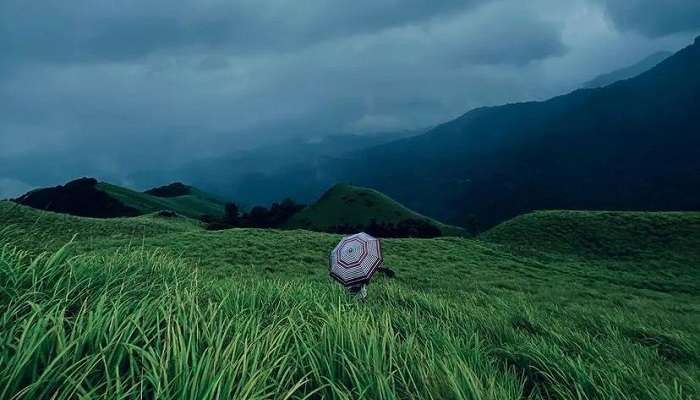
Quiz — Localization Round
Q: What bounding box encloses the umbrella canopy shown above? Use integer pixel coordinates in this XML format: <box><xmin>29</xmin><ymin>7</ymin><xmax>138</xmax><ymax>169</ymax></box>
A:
<box><xmin>329</xmin><ymin>232</ymin><xmax>383</xmax><ymax>287</ymax></box>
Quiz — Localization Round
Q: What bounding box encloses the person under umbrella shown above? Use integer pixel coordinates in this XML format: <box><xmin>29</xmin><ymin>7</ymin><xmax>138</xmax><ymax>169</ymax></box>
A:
<box><xmin>329</xmin><ymin>232</ymin><xmax>387</xmax><ymax>299</ymax></box>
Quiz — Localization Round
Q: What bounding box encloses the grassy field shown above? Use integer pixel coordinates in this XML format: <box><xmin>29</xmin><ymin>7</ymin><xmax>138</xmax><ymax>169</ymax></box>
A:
<box><xmin>0</xmin><ymin>201</ymin><xmax>698</xmax><ymax>399</ymax></box>
<box><xmin>286</xmin><ymin>184</ymin><xmax>466</xmax><ymax>236</ymax></box>
<box><xmin>97</xmin><ymin>182</ymin><xmax>225</xmax><ymax>219</ymax></box>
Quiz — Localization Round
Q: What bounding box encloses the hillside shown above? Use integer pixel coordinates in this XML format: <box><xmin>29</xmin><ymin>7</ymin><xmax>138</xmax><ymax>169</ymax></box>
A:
<box><xmin>212</xmin><ymin>36</ymin><xmax>700</xmax><ymax>230</ymax></box>
<box><xmin>584</xmin><ymin>51</ymin><xmax>672</xmax><ymax>88</ymax></box>
<box><xmin>0</xmin><ymin>201</ymin><xmax>201</xmax><ymax>251</ymax></box>
<box><xmin>285</xmin><ymin>184</ymin><xmax>467</xmax><ymax>237</ymax></box>
<box><xmin>98</xmin><ymin>182</ymin><xmax>225</xmax><ymax>219</ymax></box>
<box><xmin>0</xmin><ymin>204</ymin><xmax>698</xmax><ymax>398</ymax></box>
<box><xmin>321</xmin><ymin>35</ymin><xmax>700</xmax><ymax>228</ymax></box>
<box><xmin>14</xmin><ymin>177</ymin><xmax>225</xmax><ymax>219</ymax></box>
<box><xmin>13</xmin><ymin>177</ymin><xmax>140</xmax><ymax>218</ymax></box>
<box><xmin>483</xmin><ymin>210</ymin><xmax>700</xmax><ymax>260</ymax></box>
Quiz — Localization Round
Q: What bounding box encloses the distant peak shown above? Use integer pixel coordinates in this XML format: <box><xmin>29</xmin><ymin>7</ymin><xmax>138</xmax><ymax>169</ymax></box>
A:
<box><xmin>64</xmin><ymin>177</ymin><xmax>98</xmax><ymax>189</ymax></box>
<box><xmin>144</xmin><ymin>182</ymin><xmax>192</xmax><ymax>197</ymax></box>
<box><xmin>583</xmin><ymin>50</ymin><xmax>672</xmax><ymax>88</ymax></box>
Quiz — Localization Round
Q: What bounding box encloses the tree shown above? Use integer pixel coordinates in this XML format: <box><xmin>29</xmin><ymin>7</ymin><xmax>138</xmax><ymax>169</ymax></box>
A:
<box><xmin>246</xmin><ymin>206</ymin><xmax>270</xmax><ymax>227</ymax></box>
<box><xmin>224</xmin><ymin>202</ymin><xmax>240</xmax><ymax>226</ymax></box>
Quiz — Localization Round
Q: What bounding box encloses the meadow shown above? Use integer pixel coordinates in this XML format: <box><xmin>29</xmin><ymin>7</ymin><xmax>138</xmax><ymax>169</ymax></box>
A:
<box><xmin>0</xmin><ymin>201</ymin><xmax>698</xmax><ymax>399</ymax></box>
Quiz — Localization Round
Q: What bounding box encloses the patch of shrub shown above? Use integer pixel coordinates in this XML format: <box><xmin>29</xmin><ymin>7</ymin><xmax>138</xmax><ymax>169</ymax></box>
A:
<box><xmin>144</xmin><ymin>182</ymin><xmax>191</xmax><ymax>197</ymax></box>
<box><xmin>205</xmin><ymin>199</ymin><xmax>305</xmax><ymax>230</ymax></box>
<box><xmin>328</xmin><ymin>218</ymin><xmax>442</xmax><ymax>238</ymax></box>
<box><xmin>199</xmin><ymin>214</ymin><xmax>217</xmax><ymax>224</ymax></box>
<box><xmin>205</xmin><ymin>221</ymin><xmax>232</xmax><ymax>231</ymax></box>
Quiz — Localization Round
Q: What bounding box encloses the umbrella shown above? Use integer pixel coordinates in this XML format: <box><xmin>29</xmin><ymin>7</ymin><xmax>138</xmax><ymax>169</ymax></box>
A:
<box><xmin>329</xmin><ymin>232</ymin><xmax>384</xmax><ymax>287</ymax></box>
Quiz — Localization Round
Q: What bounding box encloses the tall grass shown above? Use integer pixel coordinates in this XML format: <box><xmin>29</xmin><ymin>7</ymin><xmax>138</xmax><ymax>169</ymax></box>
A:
<box><xmin>0</xmin><ymin>231</ymin><xmax>697</xmax><ymax>399</ymax></box>
<box><xmin>0</xmin><ymin>239</ymin><xmax>518</xmax><ymax>399</ymax></box>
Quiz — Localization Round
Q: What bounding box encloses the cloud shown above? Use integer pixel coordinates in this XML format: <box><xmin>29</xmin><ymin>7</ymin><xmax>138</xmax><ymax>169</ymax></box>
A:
<box><xmin>430</xmin><ymin>2</ymin><xmax>568</xmax><ymax>66</ymax></box>
<box><xmin>595</xmin><ymin>0</ymin><xmax>700</xmax><ymax>37</ymax></box>
<box><xmin>0</xmin><ymin>0</ymin><xmax>695</xmax><ymax>189</ymax></box>
<box><xmin>0</xmin><ymin>0</ymin><xmax>483</xmax><ymax>69</ymax></box>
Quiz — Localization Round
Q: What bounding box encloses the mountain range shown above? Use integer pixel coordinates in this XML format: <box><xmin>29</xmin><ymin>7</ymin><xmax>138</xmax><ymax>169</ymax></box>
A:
<box><xmin>129</xmin><ymin>130</ymin><xmax>420</xmax><ymax>207</ymax></box>
<box><xmin>208</xmin><ymin>36</ymin><xmax>700</xmax><ymax>229</ymax></box>
<box><xmin>13</xmin><ymin>37</ymin><xmax>700</xmax><ymax>231</ymax></box>
<box><xmin>342</xmin><ymin>37</ymin><xmax>700</xmax><ymax>227</ymax></box>
<box><xmin>583</xmin><ymin>51</ymin><xmax>672</xmax><ymax>89</ymax></box>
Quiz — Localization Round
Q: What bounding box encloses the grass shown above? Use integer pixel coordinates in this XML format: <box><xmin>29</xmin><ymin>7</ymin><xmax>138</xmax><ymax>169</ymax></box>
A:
<box><xmin>0</xmin><ymin>201</ymin><xmax>698</xmax><ymax>399</ymax></box>
<box><xmin>285</xmin><ymin>184</ymin><xmax>466</xmax><ymax>236</ymax></box>
<box><xmin>96</xmin><ymin>182</ymin><xmax>225</xmax><ymax>219</ymax></box>
<box><xmin>483</xmin><ymin>210</ymin><xmax>700</xmax><ymax>259</ymax></box>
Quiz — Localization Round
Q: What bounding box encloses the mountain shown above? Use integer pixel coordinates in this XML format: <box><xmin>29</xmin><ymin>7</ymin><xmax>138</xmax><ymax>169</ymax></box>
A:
<box><xmin>285</xmin><ymin>184</ymin><xmax>467</xmax><ymax>237</ymax></box>
<box><xmin>14</xmin><ymin>177</ymin><xmax>225</xmax><ymax>219</ymax></box>
<box><xmin>317</xmin><ymin>36</ymin><xmax>700</xmax><ymax>229</ymax></box>
<box><xmin>129</xmin><ymin>130</ymin><xmax>421</xmax><ymax>206</ymax></box>
<box><xmin>39</xmin><ymin>38</ymin><xmax>698</xmax><ymax>230</ymax></box>
<box><xmin>584</xmin><ymin>51</ymin><xmax>672</xmax><ymax>88</ymax></box>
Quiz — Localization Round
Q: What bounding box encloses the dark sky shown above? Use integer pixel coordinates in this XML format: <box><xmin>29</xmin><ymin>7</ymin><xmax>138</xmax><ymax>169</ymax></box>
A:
<box><xmin>1</xmin><ymin>0</ymin><xmax>699</xmax><ymax>197</ymax></box>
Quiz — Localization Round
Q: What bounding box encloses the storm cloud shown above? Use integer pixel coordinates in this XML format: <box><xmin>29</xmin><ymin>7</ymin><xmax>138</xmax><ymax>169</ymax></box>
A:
<box><xmin>0</xmin><ymin>0</ymin><xmax>482</xmax><ymax>67</ymax></box>
<box><xmin>1</xmin><ymin>0</ymin><xmax>698</xmax><ymax>195</ymax></box>
<box><xmin>595</xmin><ymin>0</ymin><xmax>700</xmax><ymax>37</ymax></box>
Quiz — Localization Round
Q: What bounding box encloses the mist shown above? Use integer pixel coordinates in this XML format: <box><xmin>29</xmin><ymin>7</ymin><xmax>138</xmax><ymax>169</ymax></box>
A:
<box><xmin>1</xmin><ymin>0</ymin><xmax>699</xmax><ymax>196</ymax></box>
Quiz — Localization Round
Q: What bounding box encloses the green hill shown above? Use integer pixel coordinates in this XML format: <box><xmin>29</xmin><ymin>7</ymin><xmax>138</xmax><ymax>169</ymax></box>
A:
<box><xmin>482</xmin><ymin>210</ymin><xmax>700</xmax><ymax>259</ymax></box>
<box><xmin>0</xmin><ymin>205</ymin><xmax>700</xmax><ymax>400</ymax></box>
<box><xmin>97</xmin><ymin>182</ymin><xmax>225</xmax><ymax>219</ymax></box>
<box><xmin>14</xmin><ymin>177</ymin><xmax>225</xmax><ymax>219</ymax></box>
<box><xmin>0</xmin><ymin>201</ymin><xmax>201</xmax><ymax>252</ymax></box>
<box><xmin>0</xmin><ymin>204</ymin><xmax>698</xmax><ymax>398</ymax></box>
<box><xmin>285</xmin><ymin>184</ymin><xmax>467</xmax><ymax>236</ymax></box>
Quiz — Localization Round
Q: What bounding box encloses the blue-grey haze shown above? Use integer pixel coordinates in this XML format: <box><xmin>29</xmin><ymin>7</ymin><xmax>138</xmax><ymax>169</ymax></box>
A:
<box><xmin>1</xmin><ymin>0</ymin><xmax>698</xmax><ymax>196</ymax></box>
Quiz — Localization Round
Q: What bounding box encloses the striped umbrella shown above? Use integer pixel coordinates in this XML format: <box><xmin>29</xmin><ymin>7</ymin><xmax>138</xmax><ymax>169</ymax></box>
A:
<box><xmin>329</xmin><ymin>232</ymin><xmax>384</xmax><ymax>287</ymax></box>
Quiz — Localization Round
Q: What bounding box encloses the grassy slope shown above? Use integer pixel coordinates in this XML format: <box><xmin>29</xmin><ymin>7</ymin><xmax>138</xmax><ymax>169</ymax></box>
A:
<box><xmin>285</xmin><ymin>184</ymin><xmax>466</xmax><ymax>236</ymax></box>
<box><xmin>0</xmin><ymin>201</ymin><xmax>200</xmax><ymax>252</ymax></box>
<box><xmin>97</xmin><ymin>182</ymin><xmax>225</xmax><ymax>219</ymax></box>
<box><xmin>483</xmin><ymin>210</ymin><xmax>700</xmax><ymax>259</ymax></box>
<box><xmin>1</xmin><ymin>202</ymin><xmax>698</xmax><ymax>399</ymax></box>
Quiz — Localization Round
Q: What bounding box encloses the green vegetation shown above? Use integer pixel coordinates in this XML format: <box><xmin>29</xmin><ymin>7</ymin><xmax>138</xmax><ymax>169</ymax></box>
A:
<box><xmin>286</xmin><ymin>184</ymin><xmax>466</xmax><ymax>236</ymax></box>
<box><xmin>483</xmin><ymin>210</ymin><xmax>700</xmax><ymax>259</ymax></box>
<box><xmin>14</xmin><ymin>178</ymin><xmax>225</xmax><ymax>220</ymax></box>
<box><xmin>1</xmin><ymin>201</ymin><xmax>698</xmax><ymax>399</ymax></box>
<box><xmin>97</xmin><ymin>182</ymin><xmax>225</xmax><ymax>219</ymax></box>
